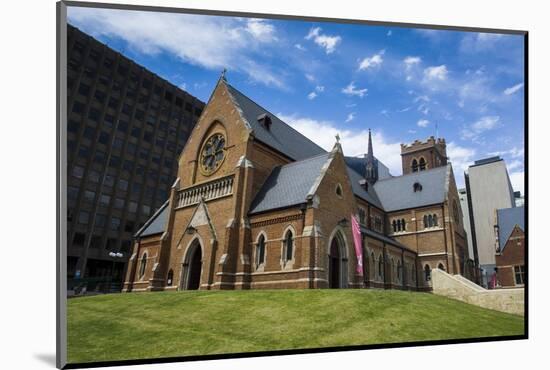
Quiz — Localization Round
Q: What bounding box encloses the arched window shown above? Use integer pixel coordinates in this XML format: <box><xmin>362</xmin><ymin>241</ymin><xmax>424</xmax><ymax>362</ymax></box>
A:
<box><xmin>412</xmin><ymin>159</ymin><xmax>418</xmax><ymax>172</ymax></box>
<box><xmin>139</xmin><ymin>253</ymin><xmax>147</xmax><ymax>279</ymax></box>
<box><xmin>371</xmin><ymin>252</ymin><xmax>375</xmax><ymax>279</ymax></box>
<box><xmin>428</xmin><ymin>214</ymin><xmax>433</xmax><ymax>227</ymax></box>
<box><xmin>392</xmin><ymin>220</ymin><xmax>397</xmax><ymax>233</ymax></box>
<box><xmin>378</xmin><ymin>254</ymin><xmax>384</xmax><ymax>280</ymax></box>
<box><xmin>438</xmin><ymin>263</ymin><xmax>445</xmax><ymax>271</ymax></box>
<box><xmin>423</xmin><ymin>215</ymin><xmax>428</xmax><ymax>228</ymax></box>
<box><xmin>424</xmin><ymin>264</ymin><xmax>431</xmax><ymax>282</ymax></box>
<box><xmin>419</xmin><ymin>157</ymin><xmax>426</xmax><ymax>171</ymax></box>
<box><xmin>433</xmin><ymin>214</ymin><xmax>438</xmax><ymax>227</ymax></box>
<box><xmin>256</xmin><ymin>234</ymin><xmax>266</xmax><ymax>267</ymax></box>
<box><xmin>401</xmin><ymin>219</ymin><xmax>406</xmax><ymax>231</ymax></box>
<box><xmin>166</xmin><ymin>269</ymin><xmax>174</xmax><ymax>286</ymax></box>
<box><xmin>284</xmin><ymin>230</ymin><xmax>293</xmax><ymax>262</ymax></box>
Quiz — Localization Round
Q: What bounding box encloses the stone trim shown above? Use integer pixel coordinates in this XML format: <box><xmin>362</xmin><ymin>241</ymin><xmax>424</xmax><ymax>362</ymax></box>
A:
<box><xmin>250</xmin><ymin>214</ymin><xmax>302</xmax><ymax>227</ymax></box>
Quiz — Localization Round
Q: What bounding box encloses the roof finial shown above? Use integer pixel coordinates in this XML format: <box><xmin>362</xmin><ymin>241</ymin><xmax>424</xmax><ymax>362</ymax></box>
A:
<box><xmin>221</xmin><ymin>68</ymin><xmax>227</xmax><ymax>81</ymax></box>
<box><xmin>335</xmin><ymin>133</ymin><xmax>340</xmax><ymax>143</ymax></box>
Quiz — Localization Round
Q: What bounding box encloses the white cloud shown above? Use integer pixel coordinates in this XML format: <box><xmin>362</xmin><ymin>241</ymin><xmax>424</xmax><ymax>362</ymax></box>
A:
<box><xmin>342</xmin><ymin>82</ymin><xmax>368</xmax><ymax>98</ymax></box>
<box><xmin>503</xmin><ymin>83</ymin><xmax>524</xmax><ymax>95</ymax></box>
<box><xmin>424</xmin><ymin>65</ymin><xmax>449</xmax><ymax>81</ymax></box>
<box><xmin>305</xmin><ymin>27</ymin><xmax>342</xmax><ymax>54</ymax></box>
<box><xmin>404</xmin><ymin>56</ymin><xmax>421</xmax><ymax>70</ymax></box>
<box><xmin>507</xmin><ymin>159</ymin><xmax>524</xmax><ymax>172</ymax></box>
<box><xmin>387</xmin><ymin>30</ymin><xmax>392</xmax><ymax>36</ymax></box>
<box><xmin>277</xmin><ymin>113</ymin><xmax>403</xmax><ymax>175</ymax></box>
<box><xmin>245</xmin><ymin>19</ymin><xmax>277</xmax><ymax>42</ymax></box>
<box><xmin>488</xmin><ymin>147</ymin><xmax>524</xmax><ymax>159</ymax></box>
<box><xmin>307</xmin><ymin>86</ymin><xmax>325</xmax><ymax>100</ymax></box>
<box><xmin>447</xmin><ymin>142</ymin><xmax>476</xmax><ymax>184</ymax></box>
<box><xmin>417</xmin><ymin>119</ymin><xmax>430</xmax><ymax>128</ymax></box>
<box><xmin>461</xmin><ymin>116</ymin><xmax>501</xmax><ymax>140</ymax></box>
<box><xmin>460</xmin><ymin>33</ymin><xmax>504</xmax><ymax>52</ymax></box>
<box><xmin>67</xmin><ymin>8</ymin><xmax>285</xmax><ymax>88</ymax></box>
<box><xmin>305</xmin><ymin>73</ymin><xmax>315</xmax><ymax>82</ymax></box>
<box><xmin>345</xmin><ymin>113</ymin><xmax>355</xmax><ymax>123</ymax></box>
<box><xmin>178</xmin><ymin>82</ymin><xmax>187</xmax><ymax>90</ymax></box>
<box><xmin>359</xmin><ymin>51</ymin><xmax>384</xmax><ymax>70</ymax></box>
<box><xmin>294</xmin><ymin>43</ymin><xmax>306</xmax><ymax>51</ymax></box>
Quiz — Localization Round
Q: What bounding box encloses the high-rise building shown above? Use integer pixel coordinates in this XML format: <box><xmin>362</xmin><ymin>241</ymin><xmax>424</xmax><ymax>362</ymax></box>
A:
<box><xmin>66</xmin><ymin>24</ymin><xmax>205</xmax><ymax>283</ymax></box>
<box><xmin>464</xmin><ymin>156</ymin><xmax>515</xmax><ymax>286</ymax></box>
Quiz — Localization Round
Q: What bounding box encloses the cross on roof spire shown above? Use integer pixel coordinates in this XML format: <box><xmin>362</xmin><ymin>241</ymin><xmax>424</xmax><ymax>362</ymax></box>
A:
<box><xmin>335</xmin><ymin>133</ymin><xmax>340</xmax><ymax>143</ymax></box>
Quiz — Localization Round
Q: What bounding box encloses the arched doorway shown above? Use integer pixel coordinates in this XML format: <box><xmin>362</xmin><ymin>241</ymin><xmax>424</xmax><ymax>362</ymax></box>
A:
<box><xmin>328</xmin><ymin>231</ymin><xmax>348</xmax><ymax>289</ymax></box>
<box><xmin>181</xmin><ymin>239</ymin><xmax>203</xmax><ymax>290</ymax></box>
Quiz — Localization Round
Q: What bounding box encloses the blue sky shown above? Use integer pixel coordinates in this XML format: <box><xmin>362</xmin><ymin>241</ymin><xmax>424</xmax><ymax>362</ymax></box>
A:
<box><xmin>68</xmin><ymin>7</ymin><xmax>525</xmax><ymax>193</ymax></box>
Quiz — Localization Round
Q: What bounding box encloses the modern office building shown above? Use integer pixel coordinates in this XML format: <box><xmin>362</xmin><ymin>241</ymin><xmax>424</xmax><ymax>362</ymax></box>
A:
<box><xmin>464</xmin><ymin>156</ymin><xmax>516</xmax><ymax>287</ymax></box>
<box><xmin>514</xmin><ymin>191</ymin><xmax>525</xmax><ymax>207</ymax></box>
<box><xmin>66</xmin><ymin>24</ymin><xmax>205</xmax><ymax>283</ymax></box>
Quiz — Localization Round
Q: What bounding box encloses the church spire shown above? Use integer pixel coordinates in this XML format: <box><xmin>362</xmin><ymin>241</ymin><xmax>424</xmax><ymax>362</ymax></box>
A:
<box><xmin>365</xmin><ymin>129</ymin><xmax>378</xmax><ymax>184</ymax></box>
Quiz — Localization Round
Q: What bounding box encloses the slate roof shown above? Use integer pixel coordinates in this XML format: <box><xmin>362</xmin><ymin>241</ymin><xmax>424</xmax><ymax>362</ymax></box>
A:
<box><xmin>373</xmin><ymin>164</ymin><xmax>450</xmax><ymax>212</ymax></box>
<box><xmin>226</xmin><ymin>83</ymin><xmax>326</xmax><ymax>161</ymax></box>
<box><xmin>135</xmin><ymin>201</ymin><xmax>169</xmax><ymax>238</ymax></box>
<box><xmin>497</xmin><ymin>206</ymin><xmax>525</xmax><ymax>251</ymax></box>
<box><xmin>249</xmin><ymin>152</ymin><xmax>332</xmax><ymax>215</ymax></box>
<box><xmin>346</xmin><ymin>166</ymin><xmax>383</xmax><ymax>210</ymax></box>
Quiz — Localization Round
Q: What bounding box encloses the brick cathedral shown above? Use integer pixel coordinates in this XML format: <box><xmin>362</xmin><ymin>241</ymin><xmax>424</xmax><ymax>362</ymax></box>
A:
<box><xmin>123</xmin><ymin>75</ymin><xmax>470</xmax><ymax>292</ymax></box>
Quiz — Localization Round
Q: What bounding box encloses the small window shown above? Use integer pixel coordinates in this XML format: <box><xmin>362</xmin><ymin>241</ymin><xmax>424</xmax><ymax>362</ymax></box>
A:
<box><xmin>284</xmin><ymin>230</ymin><xmax>293</xmax><ymax>262</ymax></box>
<box><xmin>378</xmin><ymin>255</ymin><xmax>384</xmax><ymax>279</ymax></box>
<box><xmin>335</xmin><ymin>184</ymin><xmax>343</xmax><ymax>197</ymax></box>
<box><xmin>514</xmin><ymin>265</ymin><xmax>525</xmax><ymax>285</ymax></box>
<box><xmin>413</xmin><ymin>182</ymin><xmax>423</xmax><ymax>192</ymax></box>
<box><xmin>419</xmin><ymin>157</ymin><xmax>426</xmax><ymax>171</ymax></box>
<box><xmin>139</xmin><ymin>253</ymin><xmax>147</xmax><ymax>279</ymax></box>
<box><xmin>167</xmin><ymin>269</ymin><xmax>174</xmax><ymax>286</ymax></box>
<box><xmin>438</xmin><ymin>263</ymin><xmax>445</xmax><ymax>271</ymax></box>
<box><xmin>424</xmin><ymin>265</ymin><xmax>431</xmax><ymax>282</ymax></box>
<box><xmin>411</xmin><ymin>159</ymin><xmax>418</xmax><ymax>172</ymax></box>
<box><xmin>256</xmin><ymin>234</ymin><xmax>266</xmax><ymax>267</ymax></box>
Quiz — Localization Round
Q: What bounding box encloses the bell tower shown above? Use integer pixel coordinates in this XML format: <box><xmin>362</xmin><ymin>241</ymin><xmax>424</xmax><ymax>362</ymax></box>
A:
<box><xmin>400</xmin><ymin>136</ymin><xmax>447</xmax><ymax>174</ymax></box>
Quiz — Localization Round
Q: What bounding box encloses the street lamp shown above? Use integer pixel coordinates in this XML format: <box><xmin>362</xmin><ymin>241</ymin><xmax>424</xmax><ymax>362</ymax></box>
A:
<box><xmin>108</xmin><ymin>251</ymin><xmax>124</xmax><ymax>292</ymax></box>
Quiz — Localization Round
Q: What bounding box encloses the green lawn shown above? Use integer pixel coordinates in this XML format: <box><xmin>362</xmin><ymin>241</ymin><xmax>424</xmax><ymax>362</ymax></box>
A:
<box><xmin>67</xmin><ymin>289</ymin><xmax>524</xmax><ymax>364</ymax></box>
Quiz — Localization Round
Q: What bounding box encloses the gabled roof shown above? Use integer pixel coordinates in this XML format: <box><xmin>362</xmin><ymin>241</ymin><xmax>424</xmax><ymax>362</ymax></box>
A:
<box><xmin>497</xmin><ymin>206</ymin><xmax>525</xmax><ymax>251</ymax></box>
<box><xmin>226</xmin><ymin>83</ymin><xmax>326</xmax><ymax>161</ymax></box>
<box><xmin>134</xmin><ymin>201</ymin><xmax>169</xmax><ymax>238</ymax></box>
<box><xmin>346</xmin><ymin>166</ymin><xmax>383</xmax><ymax>210</ymax></box>
<box><xmin>373</xmin><ymin>164</ymin><xmax>450</xmax><ymax>212</ymax></box>
<box><xmin>249</xmin><ymin>152</ymin><xmax>332</xmax><ymax>215</ymax></box>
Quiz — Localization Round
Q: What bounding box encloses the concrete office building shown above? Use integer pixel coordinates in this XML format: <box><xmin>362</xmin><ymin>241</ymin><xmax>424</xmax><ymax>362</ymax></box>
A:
<box><xmin>464</xmin><ymin>156</ymin><xmax>515</xmax><ymax>286</ymax></box>
<box><xmin>66</xmin><ymin>24</ymin><xmax>205</xmax><ymax>283</ymax></box>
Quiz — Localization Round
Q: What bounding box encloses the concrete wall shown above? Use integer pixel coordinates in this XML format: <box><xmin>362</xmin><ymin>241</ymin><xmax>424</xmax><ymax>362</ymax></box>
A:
<box><xmin>431</xmin><ymin>268</ymin><xmax>524</xmax><ymax>316</ymax></box>
<box><xmin>458</xmin><ymin>189</ymin><xmax>475</xmax><ymax>261</ymax></box>
<box><xmin>468</xmin><ymin>160</ymin><xmax>515</xmax><ymax>267</ymax></box>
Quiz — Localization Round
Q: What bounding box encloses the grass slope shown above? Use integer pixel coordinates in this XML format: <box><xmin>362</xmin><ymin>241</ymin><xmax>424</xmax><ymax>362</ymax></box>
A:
<box><xmin>68</xmin><ymin>289</ymin><xmax>524</xmax><ymax>364</ymax></box>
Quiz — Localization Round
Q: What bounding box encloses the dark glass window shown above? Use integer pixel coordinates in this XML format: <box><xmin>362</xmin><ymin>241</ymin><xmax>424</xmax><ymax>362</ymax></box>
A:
<box><xmin>83</xmin><ymin>126</ymin><xmax>95</xmax><ymax>140</ymax></box>
<box><xmin>88</xmin><ymin>108</ymin><xmax>101</xmax><ymax>122</ymax></box>
<box><xmin>78</xmin><ymin>83</ymin><xmax>90</xmax><ymax>96</ymax></box>
<box><xmin>99</xmin><ymin>194</ymin><xmax>111</xmax><ymax>206</ymax></box>
<box><xmin>114</xmin><ymin>198</ymin><xmax>124</xmax><ymax>209</ymax></box>
<box><xmin>142</xmin><ymin>205</ymin><xmax>151</xmax><ymax>215</ymax></box>
<box><xmin>514</xmin><ymin>265</ymin><xmax>525</xmax><ymax>285</ymax></box>
<box><xmin>95</xmin><ymin>214</ymin><xmax>106</xmax><ymax>228</ymax></box>
<box><xmin>128</xmin><ymin>201</ymin><xmax>137</xmax><ymax>213</ymax></box>
<box><xmin>110</xmin><ymin>217</ymin><xmax>121</xmax><ymax>231</ymax></box>
<box><xmin>118</xmin><ymin>179</ymin><xmax>128</xmax><ymax>191</ymax></box>
<box><xmin>90</xmin><ymin>235</ymin><xmax>103</xmax><ymax>249</ymax></box>
<box><xmin>78</xmin><ymin>146</ymin><xmax>90</xmax><ymax>158</ymax></box>
<box><xmin>284</xmin><ymin>230</ymin><xmax>293</xmax><ymax>262</ymax></box>
<box><xmin>124</xmin><ymin>221</ymin><xmax>135</xmax><ymax>233</ymax></box>
<box><xmin>94</xmin><ymin>90</ymin><xmax>106</xmax><ymax>104</ymax></box>
<box><xmin>83</xmin><ymin>190</ymin><xmax>95</xmax><ymax>203</ymax></box>
<box><xmin>88</xmin><ymin>170</ymin><xmax>100</xmax><ymax>183</ymax></box>
<box><xmin>117</xmin><ymin>120</ymin><xmax>129</xmax><ymax>133</ymax></box>
<box><xmin>72</xmin><ymin>165</ymin><xmax>85</xmax><ymax>179</ymax></box>
<box><xmin>256</xmin><ymin>234</ymin><xmax>266</xmax><ymax>266</ymax></box>
<box><xmin>94</xmin><ymin>151</ymin><xmax>106</xmax><ymax>165</ymax></box>
<box><xmin>73</xmin><ymin>232</ymin><xmax>86</xmax><ymax>246</ymax></box>
<box><xmin>68</xmin><ymin>186</ymin><xmax>79</xmax><ymax>201</ymax></box>
<box><xmin>78</xmin><ymin>211</ymin><xmax>89</xmax><ymax>224</ymax></box>
<box><xmin>98</xmin><ymin>131</ymin><xmax>110</xmax><ymax>145</ymax></box>
<box><xmin>72</xmin><ymin>101</ymin><xmax>85</xmax><ymax>114</ymax></box>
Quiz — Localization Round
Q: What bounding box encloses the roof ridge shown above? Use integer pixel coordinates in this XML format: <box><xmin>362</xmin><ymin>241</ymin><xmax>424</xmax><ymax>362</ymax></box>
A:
<box><xmin>277</xmin><ymin>152</ymin><xmax>331</xmax><ymax>169</ymax></box>
<box><xmin>375</xmin><ymin>163</ymin><xmax>447</xmax><ymax>183</ymax></box>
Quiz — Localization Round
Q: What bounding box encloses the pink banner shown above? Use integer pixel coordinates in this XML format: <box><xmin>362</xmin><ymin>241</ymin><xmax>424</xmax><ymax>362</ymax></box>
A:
<box><xmin>351</xmin><ymin>215</ymin><xmax>363</xmax><ymax>276</ymax></box>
